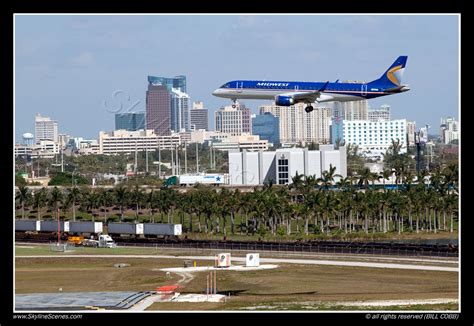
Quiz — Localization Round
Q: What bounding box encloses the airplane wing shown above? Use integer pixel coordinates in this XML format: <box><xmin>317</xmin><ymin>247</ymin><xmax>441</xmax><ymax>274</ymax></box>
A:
<box><xmin>279</xmin><ymin>81</ymin><xmax>332</xmax><ymax>104</ymax></box>
<box><xmin>279</xmin><ymin>91</ymin><xmax>322</xmax><ymax>103</ymax></box>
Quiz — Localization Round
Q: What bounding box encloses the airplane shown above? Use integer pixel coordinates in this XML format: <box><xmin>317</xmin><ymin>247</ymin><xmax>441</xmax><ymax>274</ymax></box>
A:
<box><xmin>212</xmin><ymin>56</ymin><xmax>410</xmax><ymax>113</ymax></box>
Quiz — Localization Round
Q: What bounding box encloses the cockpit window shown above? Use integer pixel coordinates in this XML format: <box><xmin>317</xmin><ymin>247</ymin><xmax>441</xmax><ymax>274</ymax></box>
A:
<box><xmin>220</xmin><ymin>83</ymin><xmax>230</xmax><ymax>88</ymax></box>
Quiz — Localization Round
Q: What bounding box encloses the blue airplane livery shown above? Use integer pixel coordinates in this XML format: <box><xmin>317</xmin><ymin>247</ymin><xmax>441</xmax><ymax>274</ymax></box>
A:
<box><xmin>212</xmin><ymin>56</ymin><xmax>410</xmax><ymax>113</ymax></box>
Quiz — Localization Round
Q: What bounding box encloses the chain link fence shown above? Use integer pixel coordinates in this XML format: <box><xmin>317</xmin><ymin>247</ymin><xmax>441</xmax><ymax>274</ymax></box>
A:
<box><xmin>117</xmin><ymin>241</ymin><xmax>458</xmax><ymax>258</ymax></box>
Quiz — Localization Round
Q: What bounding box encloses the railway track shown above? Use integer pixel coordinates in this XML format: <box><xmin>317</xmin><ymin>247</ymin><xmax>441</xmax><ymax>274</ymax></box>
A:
<box><xmin>15</xmin><ymin>233</ymin><xmax>458</xmax><ymax>258</ymax></box>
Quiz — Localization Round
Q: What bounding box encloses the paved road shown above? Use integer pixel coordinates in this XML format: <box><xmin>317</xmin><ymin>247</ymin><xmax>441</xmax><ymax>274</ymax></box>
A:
<box><xmin>17</xmin><ymin>254</ymin><xmax>458</xmax><ymax>272</ymax></box>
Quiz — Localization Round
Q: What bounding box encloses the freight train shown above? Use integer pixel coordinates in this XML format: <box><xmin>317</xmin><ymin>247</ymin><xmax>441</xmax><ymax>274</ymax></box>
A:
<box><xmin>15</xmin><ymin>220</ymin><xmax>182</xmax><ymax>242</ymax></box>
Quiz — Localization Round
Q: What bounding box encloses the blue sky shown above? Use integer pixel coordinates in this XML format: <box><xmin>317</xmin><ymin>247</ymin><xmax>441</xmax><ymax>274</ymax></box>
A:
<box><xmin>15</xmin><ymin>14</ymin><xmax>459</xmax><ymax>140</ymax></box>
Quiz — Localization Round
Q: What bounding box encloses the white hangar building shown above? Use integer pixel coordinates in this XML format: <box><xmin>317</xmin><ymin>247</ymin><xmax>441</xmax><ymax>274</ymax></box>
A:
<box><xmin>228</xmin><ymin>145</ymin><xmax>347</xmax><ymax>185</ymax></box>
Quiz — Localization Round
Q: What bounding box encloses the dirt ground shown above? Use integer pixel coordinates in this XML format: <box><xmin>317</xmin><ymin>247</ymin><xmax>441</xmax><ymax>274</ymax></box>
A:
<box><xmin>15</xmin><ymin>256</ymin><xmax>458</xmax><ymax>311</ymax></box>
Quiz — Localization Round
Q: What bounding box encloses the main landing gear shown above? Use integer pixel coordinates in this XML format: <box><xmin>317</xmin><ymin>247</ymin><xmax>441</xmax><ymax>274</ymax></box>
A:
<box><xmin>231</xmin><ymin>98</ymin><xmax>237</xmax><ymax>108</ymax></box>
<box><xmin>305</xmin><ymin>105</ymin><xmax>314</xmax><ymax>113</ymax></box>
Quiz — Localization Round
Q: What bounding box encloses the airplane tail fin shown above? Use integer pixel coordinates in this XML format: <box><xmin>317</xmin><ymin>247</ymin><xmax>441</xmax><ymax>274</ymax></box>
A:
<box><xmin>370</xmin><ymin>56</ymin><xmax>408</xmax><ymax>87</ymax></box>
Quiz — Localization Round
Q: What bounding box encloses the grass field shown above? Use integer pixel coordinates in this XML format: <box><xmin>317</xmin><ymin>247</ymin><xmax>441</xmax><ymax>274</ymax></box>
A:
<box><xmin>15</xmin><ymin>249</ymin><xmax>459</xmax><ymax>311</ymax></box>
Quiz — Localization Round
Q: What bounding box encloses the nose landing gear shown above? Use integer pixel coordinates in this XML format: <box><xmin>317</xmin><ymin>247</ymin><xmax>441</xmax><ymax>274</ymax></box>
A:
<box><xmin>231</xmin><ymin>98</ymin><xmax>238</xmax><ymax>108</ymax></box>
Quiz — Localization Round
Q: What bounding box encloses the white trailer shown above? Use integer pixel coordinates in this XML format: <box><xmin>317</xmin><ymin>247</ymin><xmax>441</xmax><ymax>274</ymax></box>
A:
<box><xmin>69</xmin><ymin>222</ymin><xmax>103</xmax><ymax>234</ymax></box>
<box><xmin>179</xmin><ymin>175</ymin><xmax>224</xmax><ymax>186</ymax></box>
<box><xmin>40</xmin><ymin>221</ymin><xmax>70</xmax><ymax>233</ymax></box>
<box><xmin>143</xmin><ymin>223</ymin><xmax>182</xmax><ymax>236</ymax></box>
<box><xmin>108</xmin><ymin>223</ymin><xmax>144</xmax><ymax>235</ymax></box>
<box><xmin>15</xmin><ymin>220</ymin><xmax>41</xmax><ymax>232</ymax></box>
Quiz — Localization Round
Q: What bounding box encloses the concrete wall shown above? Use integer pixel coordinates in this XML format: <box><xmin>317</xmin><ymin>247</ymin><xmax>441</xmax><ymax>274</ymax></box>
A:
<box><xmin>289</xmin><ymin>150</ymin><xmax>305</xmax><ymax>180</ymax></box>
<box><xmin>307</xmin><ymin>150</ymin><xmax>321</xmax><ymax>178</ymax></box>
<box><xmin>229</xmin><ymin>152</ymin><xmax>243</xmax><ymax>185</ymax></box>
<box><xmin>321</xmin><ymin>150</ymin><xmax>342</xmax><ymax>180</ymax></box>
<box><xmin>260</xmin><ymin>151</ymin><xmax>276</xmax><ymax>184</ymax></box>
<box><xmin>243</xmin><ymin>151</ymin><xmax>260</xmax><ymax>185</ymax></box>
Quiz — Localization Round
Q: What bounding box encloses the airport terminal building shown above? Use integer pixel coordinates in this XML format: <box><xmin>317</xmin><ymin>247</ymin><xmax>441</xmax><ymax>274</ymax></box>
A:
<box><xmin>228</xmin><ymin>145</ymin><xmax>347</xmax><ymax>185</ymax></box>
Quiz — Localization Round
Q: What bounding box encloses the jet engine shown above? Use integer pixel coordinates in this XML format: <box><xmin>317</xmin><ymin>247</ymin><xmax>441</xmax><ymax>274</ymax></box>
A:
<box><xmin>274</xmin><ymin>95</ymin><xmax>295</xmax><ymax>106</ymax></box>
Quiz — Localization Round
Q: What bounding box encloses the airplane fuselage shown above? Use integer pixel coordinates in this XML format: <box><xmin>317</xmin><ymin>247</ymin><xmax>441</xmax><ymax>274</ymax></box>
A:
<box><xmin>213</xmin><ymin>80</ymin><xmax>406</xmax><ymax>103</ymax></box>
<box><xmin>213</xmin><ymin>56</ymin><xmax>410</xmax><ymax>109</ymax></box>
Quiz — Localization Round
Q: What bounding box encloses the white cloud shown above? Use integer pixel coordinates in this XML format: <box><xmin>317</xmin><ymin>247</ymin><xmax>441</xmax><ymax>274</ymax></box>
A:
<box><xmin>70</xmin><ymin>52</ymin><xmax>94</xmax><ymax>66</ymax></box>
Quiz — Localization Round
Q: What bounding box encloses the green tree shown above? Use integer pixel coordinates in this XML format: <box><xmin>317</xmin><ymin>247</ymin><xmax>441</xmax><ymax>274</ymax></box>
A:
<box><xmin>16</xmin><ymin>185</ymin><xmax>31</xmax><ymax>219</ymax></box>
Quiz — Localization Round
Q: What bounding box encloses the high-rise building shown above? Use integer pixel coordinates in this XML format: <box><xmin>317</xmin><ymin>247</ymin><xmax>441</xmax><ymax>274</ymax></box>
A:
<box><xmin>406</xmin><ymin>121</ymin><xmax>416</xmax><ymax>146</ymax></box>
<box><xmin>115</xmin><ymin>112</ymin><xmax>146</xmax><ymax>131</ymax></box>
<box><xmin>170</xmin><ymin>88</ymin><xmax>190</xmax><ymax>132</ymax></box>
<box><xmin>331</xmin><ymin>100</ymin><xmax>368</xmax><ymax>120</ymax></box>
<box><xmin>215</xmin><ymin>103</ymin><xmax>251</xmax><ymax>136</ymax></box>
<box><xmin>146</xmin><ymin>84</ymin><xmax>171</xmax><ymax>136</ymax></box>
<box><xmin>368</xmin><ymin>104</ymin><xmax>391</xmax><ymax>122</ymax></box>
<box><xmin>342</xmin><ymin>119</ymin><xmax>407</xmax><ymax>158</ymax></box>
<box><xmin>190</xmin><ymin>101</ymin><xmax>209</xmax><ymax>131</ymax></box>
<box><xmin>259</xmin><ymin>103</ymin><xmax>331</xmax><ymax>145</ymax></box>
<box><xmin>147</xmin><ymin>75</ymin><xmax>186</xmax><ymax>92</ymax></box>
<box><xmin>35</xmin><ymin>114</ymin><xmax>58</xmax><ymax>144</ymax></box>
<box><xmin>440</xmin><ymin>117</ymin><xmax>459</xmax><ymax>144</ymax></box>
<box><xmin>331</xmin><ymin>116</ymin><xmax>344</xmax><ymax>144</ymax></box>
<box><xmin>252</xmin><ymin>112</ymin><xmax>280</xmax><ymax>147</ymax></box>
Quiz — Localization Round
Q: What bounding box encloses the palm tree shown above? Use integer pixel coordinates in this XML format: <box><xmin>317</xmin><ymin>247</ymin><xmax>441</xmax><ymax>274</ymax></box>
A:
<box><xmin>114</xmin><ymin>186</ymin><xmax>128</xmax><ymax>221</ymax></box>
<box><xmin>381</xmin><ymin>168</ymin><xmax>392</xmax><ymax>191</ymax></box>
<box><xmin>130</xmin><ymin>185</ymin><xmax>144</xmax><ymax>220</ymax></box>
<box><xmin>66</xmin><ymin>187</ymin><xmax>81</xmax><ymax>221</ymax></box>
<box><xmin>16</xmin><ymin>185</ymin><xmax>31</xmax><ymax>219</ymax></box>
<box><xmin>49</xmin><ymin>186</ymin><xmax>64</xmax><ymax>220</ymax></box>
<box><xmin>99</xmin><ymin>190</ymin><xmax>114</xmax><ymax>223</ymax></box>
<box><xmin>84</xmin><ymin>190</ymin><xmax>100</xmax><ymax>221</ymax></box>
<box><xmin>357</xmin><ymin>167</ymin><xmax>372</xmax><ymax>190</ymax></box>
<box><xmin>318</xmin><ymin>164</ymin><xmax>341</xmax><ymax>190</ymax></box>
<box><xmin>33</xmin><ymin>188</ymin><xmax>47</xmax><ymax>221</ymax></box>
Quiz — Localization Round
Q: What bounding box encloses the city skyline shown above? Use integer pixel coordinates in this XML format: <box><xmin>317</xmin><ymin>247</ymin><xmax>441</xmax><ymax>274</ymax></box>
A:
<box><xmin>15</xmin><ymin>14</ymin><xmax>459</xmax><ymax>140</ymax></box>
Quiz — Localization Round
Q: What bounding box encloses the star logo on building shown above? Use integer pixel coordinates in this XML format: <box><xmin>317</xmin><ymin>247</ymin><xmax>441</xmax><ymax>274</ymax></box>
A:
<box><xmin>216</xmin><ymin>176</ymin><xmax>221</xmax><ymax>181</ymax></box>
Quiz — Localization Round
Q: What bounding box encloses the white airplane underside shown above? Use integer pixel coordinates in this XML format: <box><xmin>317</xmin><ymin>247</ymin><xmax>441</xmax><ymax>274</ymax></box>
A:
<box><xmin>216</xmin><ymin>89</ymin><xmax>362</xmax><ymax>103</ymax></box>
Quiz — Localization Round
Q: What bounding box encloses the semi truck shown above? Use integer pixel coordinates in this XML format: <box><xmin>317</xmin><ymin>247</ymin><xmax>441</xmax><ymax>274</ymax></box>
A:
<box><xmin>81</xmin><ymin>234</ymin><xmax>116</xmax><ymax>248</ymax></box>
<box><xmin>164</xmin><ymin>174</ymin><xmax>225</xmax><ymax>187</ymax></box>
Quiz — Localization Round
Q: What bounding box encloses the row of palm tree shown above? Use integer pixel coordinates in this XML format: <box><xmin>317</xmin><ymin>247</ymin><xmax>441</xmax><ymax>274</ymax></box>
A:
<box><xmin>15</xmin><ymin>164</ymin><xmax>458</xmax><ymax>237</ymax></box>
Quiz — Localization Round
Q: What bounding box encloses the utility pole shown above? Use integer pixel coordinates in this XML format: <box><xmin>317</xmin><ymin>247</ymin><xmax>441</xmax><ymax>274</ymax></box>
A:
<box><xmin>175</xmin><ymin>144</ymin><xmax>180</xmax><ymax>176</ymax></box>
<box><xmin>415</xmin><ymin>131</ymin><xmax>421</xmax><ymax>173</ymax></box>
<box><xmin>145</xmin><ymin>141</ymin><xmax>149</xmax><ymax>173</ymax></box>
<box><xmin>61</xmin><ymin>147</ymin><xmax>64</xmax><ymax>173</ymax></box>
<box><xmin>158</xmin><ymin>140</ymin><xmax>161</xmax><ymax>179</ymax></box>
<box><xmin>134</xmin><ymin>140</ymin><xmax>138</xmax><ymax>175</ymax></box>
<box><xmin>196</xmin><ymin>142</ymin><xmax>199</xmax><ymax>173</ymax></box>
<box><xmin>184</xmin><ymin>142</ymin><xmax>188</xmax><ymax>174</ymax></box>
<box><xmin>171</xmin><ymin>146</ymin><xmax>174</xmax><ymax>175</ymax></box>
<box><xmin>209</xmin><ymin>143</ymin><xmax>213</xmax><ymax>171</ymax></box>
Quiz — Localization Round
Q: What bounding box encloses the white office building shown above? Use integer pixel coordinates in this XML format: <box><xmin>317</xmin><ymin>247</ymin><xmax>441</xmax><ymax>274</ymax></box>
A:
<box><xmin>35</xmin><ymin>114</ymin><xmax>59</xmax><ymax>144</ymax></box>
<box><xmin>259</xmin><ymin>103</ymin><xmax>331</xmax><ymax>145</ymax></box>
<box><xmin>99</xmin><ymin>129</ymin><xmax>181</xmax><ymax>154</ymax></box>
<box><xmin>212</xmin><ymin>134</ymin><xmax>268</xmax><ymax>152</ymax></box>
<box><xmin>190</xmin><ymin>101</ymin><xmax>209</xmax><ymax>131</ymax></box>
<box><xmin>368</xmin><ymin>104</ymin><xmax>391</xmax><ymax>122</ymax></box>
<box><xmin>170</xmin><ymin>88</ymin><xmax>190</xmax><ymax>132</ymax></box>
<box><xmin>15</xmin><ymin>140</ymin><xmax>60</xmax><ymax>159</ymax></box>
<box><xmin>406</xmin><ymin>121</ymin><xmax>416</xmax><ymax>146</ymax></box>
<box><xmin>331</xmin><ymin>100</ymin><xmax>368</xmax><ymax>121</ymax></box>
<box><xmin>342</xmin><ymin>119</ymin><xmax>407</xmax><ymax>158</ymax></box>
<box><xmin>215</xmin><ymin>103</ymin><xmax>251</xmax><ymax>136</ymax></box>
<box><xmin>440</xmin><ymin>117</ymin><xmax>459</xmax><ymax>144</ymax></box>
<box><xmin>229</xmin><ymin>145</ymin><xmax>346</xmax><ymax>185</ymax></box>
